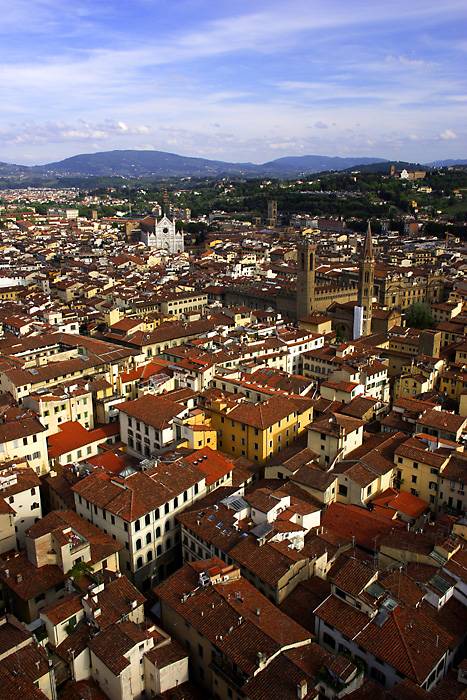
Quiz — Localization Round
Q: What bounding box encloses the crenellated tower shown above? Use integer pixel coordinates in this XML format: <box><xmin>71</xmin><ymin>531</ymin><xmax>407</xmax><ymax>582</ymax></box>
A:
<box><xmin>296</xmin><ymin>234</ymin><xmax>316</xmax><ymax>321</ymax></box>
<box><xmin>358</xmin><ymin>222</ymin><xmax>375</xmax><ymax>336</ymax></box>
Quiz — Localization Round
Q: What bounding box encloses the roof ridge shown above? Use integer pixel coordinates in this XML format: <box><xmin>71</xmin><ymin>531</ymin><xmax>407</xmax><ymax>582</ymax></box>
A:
<box><xmin>391</xmin><ymin>609</ymin><xmax>420</xmax><ymax>680</ymax></box>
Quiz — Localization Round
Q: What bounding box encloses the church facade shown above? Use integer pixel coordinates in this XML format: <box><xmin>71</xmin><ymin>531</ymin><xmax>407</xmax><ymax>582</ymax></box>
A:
<box><xmin>141</xmin><ymin>215</ymin><xmax>184</xmax><ymax>253</ymax></box>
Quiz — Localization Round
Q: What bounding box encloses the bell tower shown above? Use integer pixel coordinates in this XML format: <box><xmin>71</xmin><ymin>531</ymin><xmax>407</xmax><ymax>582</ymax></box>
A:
<box><xmin>358</xmin><ymin>222</ymin><xmax>375</xmax><ymax>336</ymax></box>
<box><xmin>296</xmin><ymin>234</ymin><xmax>316</xmax><ymax>321</ymax></box>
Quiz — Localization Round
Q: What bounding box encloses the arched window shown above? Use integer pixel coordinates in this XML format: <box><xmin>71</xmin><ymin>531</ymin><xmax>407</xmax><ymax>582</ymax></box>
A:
<box><xmin>136</xmin><ymin>556</ymin><xmax>143</xmax><ymax>569</ymax></box>
<box><xmin>147</xmin><ymin>551</ymin><xmax>153</xmax><ymax>562</ymax></box>
<box><xmin>156</xmin><ymin>526</ymin><xmax>161</xmax><ymax>538</ymax></box>
<box><xmin>135</xmin><ymin>538</ymin><xmax>142</xmax><ymax>550</ymax></box>
<box><xmin>146</xmin><ymin>532</ymin><xmax>152</xmax><ymax>544</ymax></box>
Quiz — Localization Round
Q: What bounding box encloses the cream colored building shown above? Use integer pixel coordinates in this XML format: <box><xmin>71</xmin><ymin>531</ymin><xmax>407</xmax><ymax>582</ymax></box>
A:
<box><xmin>0</xmin><ymin>416</ymin><xmax>49</xmax><ymax>475</ymax></box>
<box><xmin>308</xmin><ymin>414</ymin><xmax>364</xmax><ymax>467</ymax></box>
<box><xmin>24</xmin><ymin>383</ymin><xmax>94</xmax><ymax>436</ymax></box>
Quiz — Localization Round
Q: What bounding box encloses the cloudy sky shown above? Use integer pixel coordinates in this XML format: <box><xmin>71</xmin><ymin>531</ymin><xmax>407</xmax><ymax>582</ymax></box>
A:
<box><xmin>1</xmin><ymin>0</ymin><xmax>466</xmax><ymax>164</ymax></box>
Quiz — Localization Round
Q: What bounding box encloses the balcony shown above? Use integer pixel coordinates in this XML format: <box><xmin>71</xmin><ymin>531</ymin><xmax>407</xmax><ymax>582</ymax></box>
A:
<box><xmin>67</xmin><ymin>529</ymin><xmax>87</xmax><ymax>552</ymax></box>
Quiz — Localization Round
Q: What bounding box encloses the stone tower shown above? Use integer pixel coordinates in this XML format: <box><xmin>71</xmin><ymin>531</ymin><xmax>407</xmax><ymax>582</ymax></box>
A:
<box><xmin>358</xmin><ymin>222</ymin><xmax>375</xmax><ymax>336</ymax></box>
<box><xmin>296</xmin><ymin>234</ymin><xmax>316</xmax><ymax>321</ymax></box>
<box><xmin>267</xmin><ymin>200</ymin><xmax>278</xmax><ymax>227</ymax></box>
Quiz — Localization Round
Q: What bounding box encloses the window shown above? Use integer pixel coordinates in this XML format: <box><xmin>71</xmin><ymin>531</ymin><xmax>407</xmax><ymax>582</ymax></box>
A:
<box><xmin>136</xmin><ymin>539</ymin><xmax>142</xmax><ymax>550</ymax></box>
<box><xmin>164</xmin><ymin>503</ymin><xmax>170</xmax><ymax>515</ymax></box>
<box><xmin>338</xmin><ymin>484</ymin><xmax>348</xmax><ymax>497</ymax></box>
<box><xmin>145</xmin><ymin>514</ymin><xmax>150</xmax><ymax>526</ymax></box>
<box><xmin>147</xmin><ymin>550</ymin><xmax>153</xmax><ymax>562</ymax></box>
<box><xmin>411</xmin><ymin>475</ymin><xmax>417</xmax><ymax>483</ymax></box>
<box><xmin>156</xmin><ymin>526</ymin><xmax>161</xmax><ymax>538</ymax></box>
<box><xmin>135</xmin><ymin>519</ymin><xmax>141</xmax><ymax>531</ymax></box>
<box><xmin>146</xmin><ymin>532</ymin><xmax>152</xmax><ymax>544</ymax></box>
<box><xmin>136</xmin><ymin>556</ymin><xmax>143</xmax><ymax>569</ymax></box>
<box><xmin>154</xmin><ymin>508</ymin><xmax>160</xmax><ymax>520</ymax></box>
<box><xmin>156</xmin><ymin>545</ymin><xmax>162</xmax><ymax>556</ymax></box>
<box><xmin>322</xmin><ymin>632</ymin><xmax>335</xmax><ymax>649</ymax></box>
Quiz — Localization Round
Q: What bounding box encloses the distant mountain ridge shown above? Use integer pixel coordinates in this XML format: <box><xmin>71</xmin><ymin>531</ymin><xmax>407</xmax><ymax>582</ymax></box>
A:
<box><xmin>0</xmin><ymin>149</ymin><xmax>465</xmax><ymax>181</ymax></box>
<box><xmin>0</xmin><ymin>150</ymin><xmax>389</xmax><ymax>179</ymax></box>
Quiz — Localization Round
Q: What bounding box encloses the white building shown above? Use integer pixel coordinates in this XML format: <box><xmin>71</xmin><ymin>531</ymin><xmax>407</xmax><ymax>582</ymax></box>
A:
<box><xmin>73</xmin><ymin>461</ymin><xmax>207</xmax><ymax>590</ymax></box>
<box><xmin>0</xmin><ymin>464</ymin><xmax>42</xmax><ymax>548</ymax></box>
<box><xmin>141</xmin><ymin>216</ymin><xmax>184</xmax><ymax>253</ymax></box>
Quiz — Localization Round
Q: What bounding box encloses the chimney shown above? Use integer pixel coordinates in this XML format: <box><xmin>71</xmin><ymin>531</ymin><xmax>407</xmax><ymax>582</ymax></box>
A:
<box><xmin>297</xmin><ymin>679</ymin><xmax>308</xmax><ymax>700</ymax></box>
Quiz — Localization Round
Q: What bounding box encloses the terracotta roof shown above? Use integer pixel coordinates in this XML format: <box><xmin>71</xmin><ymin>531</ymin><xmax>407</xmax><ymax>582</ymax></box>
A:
<box><xmin>0</xmin><ymin>416</ymin><xmax>45</xmax><ymax>443</ymax></box>
<box><xmin>116</xmin><ymin>394</ymin><xmax>185</xmax><ymax>429</ymax></box>
<box><xmin>89</xmin><ymin>620</ymin><xmax>151</xmax><ymax>675</ymax></box>
<box><xmin>0</xmin><ymin>551</ymin><xmax>64</xmax><ymax>601</ymax></box>
<box><xmin>41</xmin><ymin>593</ymin><xmax>82</xmax><ymax>625</ymax></box>
<box><xmin>417</xmin><ymin>409</ymin><xmax>466</xmax><ymax>434</ymax></box>
<box><xmin>145</xmin><ymin>638</ymin><xmax>187</xmax><ymax>668</ymax></box>
<box><xmin>73</xmin><ymin>460</ymin><xmax>205</xmax><ymax>522</ymax></box>
<box><xmin>330</xmin><ymin>557</ymin><xmax>375</xmax><ymax>596</ymax></box>
<box><xmin>323</xmin><ymin>502</ymin><xmax>405</xmax><ymax>551</ymax></box>
<box><xmin>48</xmin><ymin>421</ymin><xmax>119</xmax><ymax>458</ymax></box>
<box><xmin>371</xmin><ymin>488</ymin><xmax>429</xmax><ymax>519</ymax></box>
<box><xmin>154</xmin><ymin>558</ymin><xmax>311</xmax><ymax>678</ymax></box>
<box><xmin>182</xmin><ymin>447</ymin><xmax>233</xmax><ymax>486</ymax></box>
<box><xmin>27</xmin><ymin>509</ymin><xmax>122</xmax><ymax>564</ymax></box>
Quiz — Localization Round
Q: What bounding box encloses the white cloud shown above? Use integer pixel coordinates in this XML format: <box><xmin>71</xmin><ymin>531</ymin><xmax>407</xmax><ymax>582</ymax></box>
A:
<box><xmin>439</xmin><ymin>129</ymin><xmax>457</xmax><ymax>140</ymax></box>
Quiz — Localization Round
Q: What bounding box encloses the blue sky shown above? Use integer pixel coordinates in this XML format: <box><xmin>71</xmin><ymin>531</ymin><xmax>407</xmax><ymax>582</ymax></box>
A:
<box><xmin>0</xmin><ymin>0</ymin><xmax>466</xmax><ymax>164</ymax></box>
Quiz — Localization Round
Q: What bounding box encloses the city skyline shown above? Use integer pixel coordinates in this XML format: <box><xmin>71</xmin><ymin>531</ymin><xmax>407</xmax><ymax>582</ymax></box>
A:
<box><xmin>1</xmin><ymin>0</ymin><xmax>466</xmax><ymax>164</ymax></box>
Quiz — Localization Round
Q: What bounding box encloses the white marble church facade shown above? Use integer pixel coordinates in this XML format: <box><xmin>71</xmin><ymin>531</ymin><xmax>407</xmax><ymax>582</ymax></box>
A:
<box><xmin>141</xmin><ymin>215</ymin><xmax>184</xmax><ymax>253</ymax></box>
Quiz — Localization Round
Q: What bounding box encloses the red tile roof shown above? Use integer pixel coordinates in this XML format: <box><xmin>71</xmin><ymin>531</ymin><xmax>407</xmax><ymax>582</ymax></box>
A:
<box><xmin>48</xmin><ymin>421</ymin><xmax>119</xmax><ymax>458</ymax></box>
<box><xmin>323</xmin><ymin>502</ymin><xmax>405</xmax><ymax>551</ymax></box>
<box><xmin>182</xmin><ymin>447</ymin><xmax>233</xmax><ymax>486</ymax></box>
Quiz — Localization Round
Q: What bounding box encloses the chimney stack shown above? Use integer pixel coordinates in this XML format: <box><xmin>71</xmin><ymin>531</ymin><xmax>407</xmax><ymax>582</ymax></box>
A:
<box><xmin>297</xmin><ymin>679</ymin><xmax>308</xmax><ymax>699</ymax></box>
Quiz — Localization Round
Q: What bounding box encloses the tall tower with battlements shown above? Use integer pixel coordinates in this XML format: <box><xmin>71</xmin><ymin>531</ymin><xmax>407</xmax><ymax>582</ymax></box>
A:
<box><xmin>267</xmin><ymin>200</ymin><xmax>278</xmax><ymax>227</ymax></box>
<box><xmin>296</xmin><ymin>234</ymin><xmax>316</xmax><ymax>321</ymax></box>
<box><xmin>357</xmin><ymin>222</ymin><xmax>375</xmax><ymax>336</ymax></box>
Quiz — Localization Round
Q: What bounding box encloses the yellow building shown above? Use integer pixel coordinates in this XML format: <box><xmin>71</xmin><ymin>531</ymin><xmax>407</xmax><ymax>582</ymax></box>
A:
<box><xmin>395</xmin><ymin>372</ymin><xmax>431</xmax><ymax>399</ymax></box>
<box><xmin>202</xmin><ymin>392</ymin><xmax>313</xmax><ymax>464</ymax></box>
<box><xmin>394</xmin><ymin>358</ymin><xmax>443</xmax><ymax>399</ymax></box>
<box><xmin>439</xmin><ymin>366</ymin><xmax>467</xmax><ymax>402</ymax></box>
<box><xmin>175</xmin><ymin>408</ymin><xmax>218</xmax><ymax>451</ymax></box>
<box><xmin>0</xmin><ymin>286</ymin><xmax>21</xmax><ymax>300</ymax></box>
<box><xmin>394</xmin><ymin>436</ymin><xmax>451</xmax><ymax>510</ymax></box>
